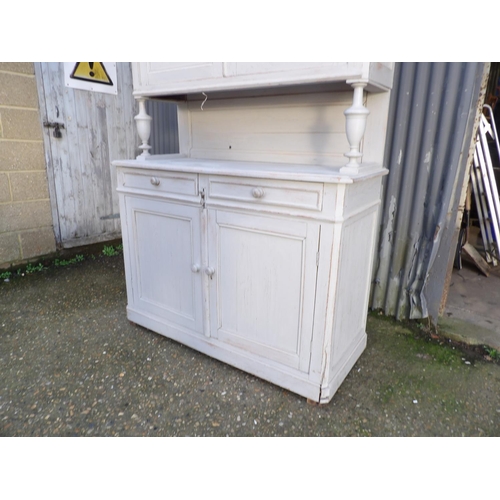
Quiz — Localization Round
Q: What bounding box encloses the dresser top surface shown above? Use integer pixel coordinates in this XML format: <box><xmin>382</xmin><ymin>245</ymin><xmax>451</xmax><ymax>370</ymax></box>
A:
<box><xmin>113</xmin><ymin>155</ymin><xmax>388</xmax><ymax>184</ymax></box>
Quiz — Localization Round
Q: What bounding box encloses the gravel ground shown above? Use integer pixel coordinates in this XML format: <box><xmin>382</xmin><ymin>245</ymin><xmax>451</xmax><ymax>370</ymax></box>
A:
<box><xmin>1</xmin><ymin>253</ymin><xmax>500</xmax><ymax>437</ymax></box>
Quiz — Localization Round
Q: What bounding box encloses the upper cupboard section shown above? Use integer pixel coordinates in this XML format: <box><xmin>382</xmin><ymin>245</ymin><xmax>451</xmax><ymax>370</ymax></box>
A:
<box><xmin>131</xmin><ymin>62</ymin><xmax>394</xmax><ymax>98</ymax></box>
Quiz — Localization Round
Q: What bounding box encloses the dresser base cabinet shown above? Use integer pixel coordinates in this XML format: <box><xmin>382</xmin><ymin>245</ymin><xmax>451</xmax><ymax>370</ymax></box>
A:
<box><xmin>116</xmin><ymin>160</ymin><xmax>385</xmax><ymax>403</ymax></box>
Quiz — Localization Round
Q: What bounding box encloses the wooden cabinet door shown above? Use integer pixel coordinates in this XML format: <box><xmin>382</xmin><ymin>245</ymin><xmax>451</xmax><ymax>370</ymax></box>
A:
<box><xmin>207</xmin><ymin>210</ymin><xmax>319</xmax><ymax>372</ymax></box>
<box><xmin>223</xmin><ymin>62</ymin><xmax>353</xmax><ymax>79</ymax></box>
<box><xmin>122</xmin><ymin>196</ymin><xmax>204</xmax><ymax>334</ymax></box>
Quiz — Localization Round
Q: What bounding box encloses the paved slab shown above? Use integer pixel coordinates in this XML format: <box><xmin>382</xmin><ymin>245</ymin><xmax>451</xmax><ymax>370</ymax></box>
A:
<box><xmin>442</xmin><ymin>261</ymin><xmax>500</xmax><ymax>351</ymax></box>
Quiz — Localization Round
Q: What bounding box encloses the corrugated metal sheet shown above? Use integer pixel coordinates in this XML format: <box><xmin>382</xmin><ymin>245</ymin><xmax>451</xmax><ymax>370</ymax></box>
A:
<box><xmin>371</xmin><ymin>62</ymin><xmax>488</xmax><ymax>321</ymax></box>
<box><xmin>146</xmin><ymin>99</ymin><xmax>179</xmax><ymax>154</ymax></box>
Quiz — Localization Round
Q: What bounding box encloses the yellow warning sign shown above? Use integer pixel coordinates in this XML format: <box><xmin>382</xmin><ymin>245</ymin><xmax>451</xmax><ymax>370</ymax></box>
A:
<box><xmin>70</xmin><ymin>62</ymin><xmax>113</xmax><ymax>86</ymax></box>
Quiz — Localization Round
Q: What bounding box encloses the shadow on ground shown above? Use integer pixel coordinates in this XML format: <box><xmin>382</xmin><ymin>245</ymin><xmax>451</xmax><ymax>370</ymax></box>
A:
<box><xmin>1</xmin><ymin>254</ymin><xmax>499</xmax><ymax>436</ymax></box>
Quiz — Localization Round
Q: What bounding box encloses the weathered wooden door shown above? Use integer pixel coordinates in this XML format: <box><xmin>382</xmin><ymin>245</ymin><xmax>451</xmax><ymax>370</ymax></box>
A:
<box><xmin>35</xmin><ymin>62</ymin><xmax>138</xmax><ymax>248</ymax></box>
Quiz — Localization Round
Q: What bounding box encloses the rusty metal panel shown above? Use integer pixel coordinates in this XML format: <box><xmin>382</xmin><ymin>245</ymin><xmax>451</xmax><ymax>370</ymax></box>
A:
<box><xmin>371</xmin><ymin>62</ymin><xmax>487</xmax><ymax>320</ymax></box>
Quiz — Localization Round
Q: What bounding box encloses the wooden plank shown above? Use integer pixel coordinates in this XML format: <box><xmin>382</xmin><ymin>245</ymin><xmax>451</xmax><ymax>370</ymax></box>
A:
<box><xmin>462</xmin><ymin>242</ymin><xmax>490</xmax><ymax>276</ymax></box>
<box><xmin>42</xmin><ymin>62</ymin><xmax>80</xmax><ymax>242</ymax></box>
<box><xmin>106</xmin><ymin>63</ymin><xmax>138</xmax><ymax>226</ymax></box>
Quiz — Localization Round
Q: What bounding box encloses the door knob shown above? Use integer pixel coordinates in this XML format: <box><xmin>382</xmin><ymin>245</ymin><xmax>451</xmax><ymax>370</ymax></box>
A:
<box><xmin>252</xmin><ymin>187</ymin><xmax>265</xmax><ymax>198</ymax></box>
<box><xmin>205</xmin><ymin>266</ymin><xmax>215</xmax><ymax>277</ymax></box>
<box><xmin>191</xmin><ymin>264</ymin><xmax>200</xmax><ymax>273</ymax></box>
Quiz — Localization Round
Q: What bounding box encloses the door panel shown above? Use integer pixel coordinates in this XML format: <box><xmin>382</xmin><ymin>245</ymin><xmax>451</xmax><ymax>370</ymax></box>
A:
<box><xmin>136</xmin><ymin>62</ymin><xmax>224</xmax><ymax>89</ymax></box>
<box><xmin>124</xmin><ymin>196</ymin><xmax>204</xmax><ymax>334</ymax></box>
<box><xmin>208</xmin><ymin>210</ymin><xmax>319</xmax><ymax>371</ymax></box>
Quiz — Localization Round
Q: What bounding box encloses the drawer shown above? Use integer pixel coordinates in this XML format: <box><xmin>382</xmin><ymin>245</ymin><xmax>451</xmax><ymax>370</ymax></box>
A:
<box><xmin>119</xmin><ymin>169</ymin><xmax>198</xmax><ymax>197</ymax></box>
<box><xmin>207</xmin><ymin>176</ymin><xmax>323</xmax><ymax>212</ymax></box>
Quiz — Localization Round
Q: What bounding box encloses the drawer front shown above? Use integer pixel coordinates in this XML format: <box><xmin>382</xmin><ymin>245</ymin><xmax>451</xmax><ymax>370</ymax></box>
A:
<box><xmin>207</xmin><ymin>176</ymin><xmax>323</xmax><ymax>212</ymax></box>
<box><xmin>119</xmin><ymin>169</ymin><xmax>198</xmax><ymax>197</ymax></box>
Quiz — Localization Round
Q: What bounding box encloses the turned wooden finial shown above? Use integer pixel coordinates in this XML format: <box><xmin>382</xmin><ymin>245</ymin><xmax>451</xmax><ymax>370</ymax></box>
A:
<box><xmin>135</xmin><ymin>97</ymin><xmax>152</xmax><ymax>158</ymax></box>
<box><xmin>341</xmin><ymin>80</ymin><xmax>369</xmax><ymax>174</ymax></box>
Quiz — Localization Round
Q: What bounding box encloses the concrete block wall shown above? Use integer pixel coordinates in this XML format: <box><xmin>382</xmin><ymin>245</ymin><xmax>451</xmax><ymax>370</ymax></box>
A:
<box><xmin>0</xmin><ymin>62</ymin><xmax>56</xmax><ymax>268</ymax></box>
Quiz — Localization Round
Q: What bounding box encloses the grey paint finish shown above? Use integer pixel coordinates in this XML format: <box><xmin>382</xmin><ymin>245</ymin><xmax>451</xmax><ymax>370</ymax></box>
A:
<box><xmin>371</xmin><ymin>62</ymin><xmax>486</xmax><ymax>320</ymax></box>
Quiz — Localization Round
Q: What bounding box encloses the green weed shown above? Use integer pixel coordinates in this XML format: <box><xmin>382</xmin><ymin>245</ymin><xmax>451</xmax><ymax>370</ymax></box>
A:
<box><xmin>484</xmin><ymin>346</ymin><xmax>500</xmax><ymax>360</ymax></box>
<box><xmin>102</xmin><ymin>245</ymin><xmax>119</xmax><ymax>257</ymax></box>
<box><xmin>54</xmin><ymin>255</ymin><xmax>85</xmax><ymax>267</ymax></box>
<box><xmin>1</xmin><ymin>241</ymin><xmax>122</xmax><ymax>285</ymax></box>
<box><xmin>25</xmin><ymin>263</ymin><xmax>46</xmax><ymax>274</ymax></box>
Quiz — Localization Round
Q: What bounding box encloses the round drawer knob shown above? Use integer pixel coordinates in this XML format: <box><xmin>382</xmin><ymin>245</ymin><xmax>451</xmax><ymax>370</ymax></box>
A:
<box><xmin>205</xmin><ymin>266</ymin><xmax>215</xmax><ymax>277</ymax></box>
<box><xmin>191</xmin><ymin>264</ymin><xmax>200</xmax><ymax>273</ymax></box>
<box><xmin>252</xmin><ymin>187</ymin><xmax>265</xmax><ymax>199</ymax></box>
<box><xmin>150</xmin><ymin>177</ymin><xmax>160</xmax><ymax>186</ymax></box>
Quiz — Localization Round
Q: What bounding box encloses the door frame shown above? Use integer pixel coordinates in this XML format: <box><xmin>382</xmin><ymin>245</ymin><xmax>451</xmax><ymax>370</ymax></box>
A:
<box><xmin>34</xmin><ymin>62</ymin><xmax>63</xmax><ymax>247</ymax></box>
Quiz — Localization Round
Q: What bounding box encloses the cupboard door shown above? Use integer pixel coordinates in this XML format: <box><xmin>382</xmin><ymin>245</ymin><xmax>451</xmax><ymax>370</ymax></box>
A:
<box><xmin>134</xmin><ymin>62</ymin><xmax>224</xmax><ymax>90</ymax></box>
<box><xmin>123</xmin><ymin>196</ymin><xmax>204</xmax><ymax>334</ymax></box>
<box><xmin>223</xmin><ymin>62</ymin><xmax>354</xmax><ymax>79</ymax></box>
<box><xmin>207</xmin><ymin>210</ymin><xmax>319</xmax><ymax>372</ymax></box>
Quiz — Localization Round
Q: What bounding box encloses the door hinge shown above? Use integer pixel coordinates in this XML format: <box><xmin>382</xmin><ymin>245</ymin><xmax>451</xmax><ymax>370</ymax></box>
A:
<box><xmin>201</xmin><ymin>188</ymin><xmax>206</xmax><ymax>209</ymax></box>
